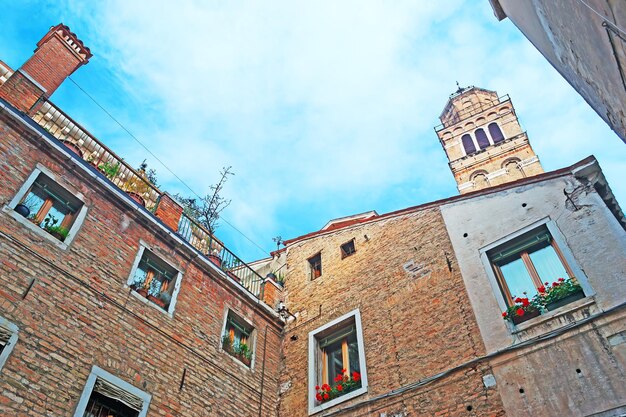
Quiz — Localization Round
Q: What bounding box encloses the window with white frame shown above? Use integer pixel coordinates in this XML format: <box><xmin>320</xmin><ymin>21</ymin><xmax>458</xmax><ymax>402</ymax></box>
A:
<box><xmin>73</xmin><ymin>366</ymin><xmax>151</xmax><ymax>417</ymax></box>
<box><xmin>487</xmin><ymin>225</ymin><xmax>587</xmax><ymax>324</ymax></box>
<box><xmin>308</xmin><ymin>253</ymin><xmax>322</xmax><ymax>280</ymax></box>
<box><xmin>308</xmin><ymin>310</ymin><xmax>367</xmax><ymax>413</ymax></box>
<box><xmin>0</xmin><ymin>317</ymin><xmax>18</xmax><ymax>373</ymax></box>
<box><xmin>127</xmin><ymin>247</ymin><xmax>181</xmax><ymax>314</ymax></box>
<box><xmin>9</xmin><ymin>168</ymin><xmax>86</xmax><ymax>244</ymax></box>
<box><xmin>221</xmin><ymin>310</ymin><xmax>255</xmax><ymax>367</ymax></box>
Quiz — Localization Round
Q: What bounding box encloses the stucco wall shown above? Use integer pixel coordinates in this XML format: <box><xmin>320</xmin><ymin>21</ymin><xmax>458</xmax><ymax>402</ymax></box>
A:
<box><xmin>440</xmin><ymin>162</ymin><xmax>626</xmax><ymax>416</ymax></box>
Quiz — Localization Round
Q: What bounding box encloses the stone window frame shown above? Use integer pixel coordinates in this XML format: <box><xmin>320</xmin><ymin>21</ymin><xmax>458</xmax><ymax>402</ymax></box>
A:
<box><xmin>219</xmin><ymin>307</ymin><xmax>257</xmax><ymax>370</ymax></box>
<box><xmin>479</xmin><ymin>218</ymin><xmax>594</xmax><ymax>329</ymax></box>
<box><xmin>3</xmin><ymin>164</ymin><xmax>88</xmax><ymax>250</ymax></box>
<box><xmin>72</xmin><ymin>365</ymin><xmax>151</xmax><ymax>417</ymax></box>
<box><xmin>125</xmin><ymin>242</ymin><xmax>184</xmax><ymax>317</ymax></box>
<box><xmin>0</xmin><ymin>316</ymin><xmax>19</xmax><ymax>373</ymax></box>
<box><xmin>308</xmin><ymin>252</ymin><xmax>322</xmax><ymax>280</ymax></box>
<box><xmin>308</xmin><ymin>309</ymin><xmax>368</xmax><ymax>415</ymax></box>
<box><xmin>340</xmin><ymin>239</ymin><xmax>356</xmax><ymax>259</ymax></box>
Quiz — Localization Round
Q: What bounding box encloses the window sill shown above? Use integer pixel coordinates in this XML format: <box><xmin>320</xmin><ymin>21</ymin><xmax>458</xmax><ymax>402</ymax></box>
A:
<box><xmin>309</xmin><ymin>386</ymin><xmax>367</xmax><ymax>415</ymax></box>
<box><xmin>128</xmin><ymin>289</ymin><xmax>174</xmax><ymax>318</ymax></box>
<box><xmin>3</xmin><ymin>206</ymin><xmax>70</xmax><ymax>250</ymax></box>
<box><xmin>511</xmin><ymin>296</ymin><xmax>595</xmax><ymax>334</ymax></box>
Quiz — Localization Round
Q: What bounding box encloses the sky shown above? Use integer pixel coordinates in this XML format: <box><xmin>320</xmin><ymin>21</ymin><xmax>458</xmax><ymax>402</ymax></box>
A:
<box><xmin>1</xmin><ymin>1</ymin><xmax>624</xmax><ymax>261</ymax></box>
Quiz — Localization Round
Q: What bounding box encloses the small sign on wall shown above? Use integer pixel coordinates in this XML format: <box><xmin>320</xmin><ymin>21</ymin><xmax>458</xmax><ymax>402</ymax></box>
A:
<box><xmin>403</xmin><ymin>260</ymin><xmax>430</xmax><ymax>278</ymax></box>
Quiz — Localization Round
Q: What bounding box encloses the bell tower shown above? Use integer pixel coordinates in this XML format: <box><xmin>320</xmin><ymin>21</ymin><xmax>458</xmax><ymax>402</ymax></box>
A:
<box><xmin>435</xmin><ymin>86</ymin><xmax>543</xmax><ymax>194</ymax></box>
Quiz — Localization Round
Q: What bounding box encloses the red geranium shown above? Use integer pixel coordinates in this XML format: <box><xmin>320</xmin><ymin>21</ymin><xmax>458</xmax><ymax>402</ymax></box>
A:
<box><xmin>316</xmin><ymin>393</ymin><xmax>323</xmax><ymax>401</ymax></box>
<box><xmin>521</xmin><ymin>298</ymin><xmax>530</xmax><ymax>307</ymax></box>
<box><xmin>337</xmin><ymin>384</ymin><xmax>343</xmax><ymax>391</ymax></box>
<box><xmin>502</xmin><ymin>312</ymin><xmax>507</xmax><ymax>317</ymax></box>
<box><xmin>322</xmin><ymin>384</ymin><xmax>330</xmax><ymax>391</ymax></box>
<box><xmin>315</xmin><ymin>385</ymin><xmax>320</xmax><ymax>390</ymax></box>
<box><xmin>323</xmin><ymin>393</ymin><xmax>329</xmax><ymax>400</ymax></box>
<box><xmin>514</xmin><ymin>297</ymin><xmax>523</xmax><ymax>303</ymax></box>
<box><xmin>538</xmin><ymin>286</ymin><xmax>546</xmax><ymax>293</ymax></box>
<box><xmin>558</xmin><ymin>277</ymin><xmax>565</xmax><ymax>282</ymax></box>
<box><xmin>352</xmin><ymin>372</ymin><xmax>361</xmax><ymax>382</ymax></box>
<box><xmin>516</xmin><ymin>308</ymin><xmax>525</xmax><ymax>316</ymax></box>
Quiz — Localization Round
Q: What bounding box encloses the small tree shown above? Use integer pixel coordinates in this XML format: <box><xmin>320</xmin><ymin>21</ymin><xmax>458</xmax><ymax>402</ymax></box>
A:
<box><xmin>175</xmin><ymin>166</ymin><xmax>234</xmax><ymax>234</ymax></box>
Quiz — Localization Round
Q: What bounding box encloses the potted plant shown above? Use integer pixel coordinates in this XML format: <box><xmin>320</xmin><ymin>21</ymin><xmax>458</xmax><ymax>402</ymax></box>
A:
<box><xmin>41</xmin><ymin>214</ymin><xmax>69</xmax><ymax>241</ymax></box>
<box><xmin>502</xmin><ymin>295</ymin><xmax>541</xmax><ymax>325</ymax></box>
<box><xmin>235</xmin><ymin>342</ymin><xmax>253</xmax><ymax>366</ymax></box>
<box><xmin>98</xmin><ymin>160</ymin><xmax>120</xmax><ymax>180</ymax></box>
<box><xmin>14</xmin><ymin>203</ymin><xmax>31</xmax><ymax>218</ymax></box>
<box><xmin>314</xmin><ymin>369</ymin><xmax>362</xmax><ymax>404</ymax></box>
<box><xmin>60</xmin><ymin>139</ymin><xmax>83</xmax><ymax>157</ymax></box>
<box><xmin>222</xmin><ymin>335</ymin><xmax>235</xmax><ymax>355</ymax></box>
<box><xmin>123</xmin><ymin>160</ymin><xmax>157</xmax><ymax>207</ymax></box>
<box><xmin>540</xmin><ymin>278</ymin><xmax>585</xmax><ymax>311</ymax></box>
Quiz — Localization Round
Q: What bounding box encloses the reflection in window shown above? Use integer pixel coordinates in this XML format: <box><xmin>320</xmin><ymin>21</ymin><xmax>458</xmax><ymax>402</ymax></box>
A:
<box><xmin>475</xmin><ymin>128</ymin><xmax>490</xmax><ymax>149</ymax></box>
<box><xmin>461</xmin><ymin>134</ymin><xmax>476</xmax><ymax>155</ymax></box>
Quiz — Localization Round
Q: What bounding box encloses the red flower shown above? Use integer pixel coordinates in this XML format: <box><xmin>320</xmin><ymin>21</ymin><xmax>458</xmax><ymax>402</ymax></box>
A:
<box><xmin>323</xmin><ymin>393</ymin><xmax>329</xmax><ymax>400</ymax></box>
<box><xmin>316</xmin><ymin>393</ymin><xmax>323</xmax><ymax>401</ymax></box>
<box><xmin>521</xmin><ymin>298</ymin><xmax>530</xmax><ymax>307</ymax></box>
<box><xmin>516</xmin><ymin>308</ymin><xmax>525</xmax><ymax>317</ymax></box>
<box><xmin>538</xmin><ymin>286</ymin><xmax>546</xmax><ymax>293</ymax></box>
<box><xmin>514</xmin><ymin>297</ymin><xmax>523</xmax><ymax>303</ymax></box>
<box><xmin>558</xmin><ymin>277</ymin><xmax>565</xmax><ymax>282</ymax></box>
<box><xmin>334</xmin><ymin>374</ymin><xmax>343</xmax><ymax>382</ymax></box>
<box><xmin>544</xmin><ymin>282</ymin><xmax>549</xmax><ymax>286</ymax></box>
<box><xmin>552</xmin><ymin>282</ymin><xmax>559</xmax><ymax>287</ymax></box>
<box><xmin>352</xmin><ymin>372</ymin><xmax>361</xmax><ymax>382</ymax></box>
<box><xmin>315</xmin><ymin>385</ymin><xmax>320</xmax><ymax>390</ymax></box>
<box><xmin>502</xmin><ymin>312</ymin><xmax>507</xmax><ymax>317</ymax></box>
<box><xmin>337</xmin><ymin>384</ymin><xmax>343</xmax><ymax>391</ymax></box>
<box><xmin>322</xmin><ymin>384</ymin><xmax>330</xmax><ymax>391</ymax></box>
<box><xmin>341</xmin><ymin>368</ymin><xmax>346</xmax><ymax>374</ymax></box>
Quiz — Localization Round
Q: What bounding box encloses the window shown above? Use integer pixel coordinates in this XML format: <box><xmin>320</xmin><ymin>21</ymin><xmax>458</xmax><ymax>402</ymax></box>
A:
<box><xmin>475</xmin><ymin>128</ymin><xmax>490</xmax><ymax>149</ymax></box>
<box><xmin>309</xmin><ymin>253</ymin><xmax>322</xmax><ymax>280</ymax></box>
<box><xmin>503</xmin><ymin>159</ymin><xmax>524</xmax><ymax>180</ymax></box>
<box><xmin>340</xmin><ymin>240</ymin><xmax>356</xmax><ymax>259</ymax></box>
<box><xmin>8</xmin><ymin>168</ymin><xmax>87</xmax><ymax>246</ymax></box>
<box><xmin>0</xmin><ymin>317</ymin><xmax>18</xmax><ymax>373</ymax></box>
<box><xmin>308</xmin><ymin>310</ymin><xmax>368</xmax><ymax>414</ymax></box>
<box><xmin>461</xmin><ymin>134</ymin><xmax>476</xmax><ymax>155</ymax></box>
<box><xmin>488</xmin><ymin>122</ymin><xmax>504</xmax><ymax>143</ymax></box>
<box><xmin>471</xmin><ymin>171</ymin><xmax>489</xmax><ymax>188</ymax></box>
<box><xmin>221</xmin><ymin>310</ymin><xmax>255</xmax><ymax>367</ymax></box>
<box><xmin>73</xmin><ymin>366</ymin><xmax>151</xmax><ymax>417</ymax></box>
<box><xmin>127</xmin><ymin>247</ymin><xmax>182</xmax><ymax>314</ymax></box>
<box><xmin>488</xmin><ymin>226</ymin><xmax>582</xmax><ymax>310</ymax></box>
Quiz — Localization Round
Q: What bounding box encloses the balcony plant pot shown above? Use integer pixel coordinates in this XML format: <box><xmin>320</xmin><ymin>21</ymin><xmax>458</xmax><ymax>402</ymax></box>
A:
<box><xmin>14</xmin><ymin>203</ymin><xmax>30</xmax><ymax>218</ymax></box>
<box><xmin>208</xmin><ymin>254</ymin><xmax>222</xmax><ymax>268</ymax></box>
<box><xmin>546</xmin><ymin>290</ymin><xmax>585</xmax><ymax>311</ymax></box>
<box><xmin>60</xmin><ymin>140</ymin><xmax>84</xmax><ymax>157</ymax></box>
<box><xmin>511</xmin><ymin>308</ymin><xmax>540</xmax><ymax>325</ymax></box>
<box><xmin>126</xmin><ymin>192</ymin><xmax>146</xmax><ymax>207</ymax></box>
<box><xmin>239</xmin><ymin>355</ymin><xmax>251</xmax><ymax>367</ymax></box>
<box><xmin>49</xmin><ymin>230</ymin><xmax>67</xmax><ymax>242</ymax></box>
<box><xmin>134</xmin><ymin>287</ymin><xmax>149</xmax><ymax>298</ymax></box>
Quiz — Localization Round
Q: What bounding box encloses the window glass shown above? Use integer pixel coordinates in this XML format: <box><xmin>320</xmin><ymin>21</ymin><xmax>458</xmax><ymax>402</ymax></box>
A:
<box><xmin>488</xmin><ymin>122</ymin><xmax>505</xmax><ymax>143</ymax></box>
<box><xmin>500</xmin><ymin>257</ymin><xmax>537</xmax><ymax>298</ymax></box>
<box><xmin>475</xmin><ymin>128</ymin><xmax>490</xmax><ymax>149</ymax></box>
<box><xmin>528</xmin><ymin>245</ymin><xmax>569</xmax><ymax>283</ymax></box>
<box><xmin>129</xmin><ymin>250</ymin><xmax>178</xmax><ymax>311</ymax></box>
<box><xmin>461</xmin><ymin>134</ymin><xmax>475</xmax><ymax>154</ymax></box>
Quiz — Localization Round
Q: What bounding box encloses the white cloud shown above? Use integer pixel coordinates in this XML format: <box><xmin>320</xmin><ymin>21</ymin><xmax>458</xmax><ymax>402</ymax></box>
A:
<box><xmin>57</xmin><ymin>0</ymin><xmax>625</xmax><ymax>258</ymax></box>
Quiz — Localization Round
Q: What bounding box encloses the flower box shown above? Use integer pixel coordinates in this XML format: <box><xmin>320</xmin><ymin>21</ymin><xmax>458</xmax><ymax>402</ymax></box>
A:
<box><xmin>510</xmin><ymin>308</ymin><xmax>540</xmax><ymax>325</ymax></box>
<box><xmin>545</xmin><ymin>289</ymin><xmax>585</xmax><ymax>311</ymax></box>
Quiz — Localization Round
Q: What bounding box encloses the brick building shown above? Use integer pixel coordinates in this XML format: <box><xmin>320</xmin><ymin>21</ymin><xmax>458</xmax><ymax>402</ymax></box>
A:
<box><xmin>0</xmin><ymin>24</ymin><xmax>284</xmax><ymax>417</ymax></box>
<box><xmin>1</xmin><ymin>23</ymin><xmax>625</xmax><ymax>417</ymax></box>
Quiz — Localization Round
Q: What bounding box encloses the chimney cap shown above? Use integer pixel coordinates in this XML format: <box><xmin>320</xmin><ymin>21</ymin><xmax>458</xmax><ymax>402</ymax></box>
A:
<box><xmin>37</xmin><ymin>23</ymin><xmax>93</xmax><ymax>62</ymax></box>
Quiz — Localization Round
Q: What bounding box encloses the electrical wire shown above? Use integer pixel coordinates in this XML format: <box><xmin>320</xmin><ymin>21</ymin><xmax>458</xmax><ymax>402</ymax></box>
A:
<box><xmin>63</xmin><ymin>74</ymin><xmax>270</xmax><ymax>257</ymax></box>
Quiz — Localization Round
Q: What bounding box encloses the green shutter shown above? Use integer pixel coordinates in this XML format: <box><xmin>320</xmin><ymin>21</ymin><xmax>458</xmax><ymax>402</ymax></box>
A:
<box><xmin>491</xmin><ymin>233</ymin><xmax>550</xmax><ymax>263</ymax></box>
<box><xmin>319</xmin><ymin>325</ymin><xmax>355</xmax><ymax>349</ymax></box>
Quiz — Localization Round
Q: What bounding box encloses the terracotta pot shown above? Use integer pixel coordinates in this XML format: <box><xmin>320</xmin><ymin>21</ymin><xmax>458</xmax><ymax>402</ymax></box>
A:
<box><xmin>60</xmin><ymin>140</ymin><xmax>83</xmax><ymax>157</ymax></box>
<box><xmin>135</xmin><ymin>288</ymin><xmax>149</xmax><ymax>297</ymax></box>
<box><xmin>208</xmin><ymin>254</ymin><xmax>222</xmax><ymax>267</ymax></box>
<box><xmin>49</xmin><ymin>231</ymin><xmax>67</xmax><ymax>242</ymax></box>
<box><xmin>126</xmin><ymin>192</ymin><xmax>146</xmax><ymax>207</ymax></box>
<box><xmin>511</xmin><ymin>308</ymin><xmax>540</xmax><ymax>325</ymax></box>
<box><xmin>546</xmin><ymin>290</ymin><xmax>585</xmax><ymax>311</ymax></box>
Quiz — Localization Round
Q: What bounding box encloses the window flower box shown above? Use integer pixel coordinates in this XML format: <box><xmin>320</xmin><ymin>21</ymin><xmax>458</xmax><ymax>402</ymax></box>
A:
<box><xmin>502</xmin><ymin>296</ymin><xmax>542</xmax><ymax>325</ymax></box>
<box><xmin>314</xmin><ymin>369</ymin><xmax>362</xmax><ymax>404</ymax></box>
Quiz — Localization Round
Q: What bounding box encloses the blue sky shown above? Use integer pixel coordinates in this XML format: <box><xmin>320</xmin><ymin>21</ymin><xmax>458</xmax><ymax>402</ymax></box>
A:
<box><xmin>1</xmin><ymin>1</ymin><xmax>624</xmax><ymax>261</ymax></box>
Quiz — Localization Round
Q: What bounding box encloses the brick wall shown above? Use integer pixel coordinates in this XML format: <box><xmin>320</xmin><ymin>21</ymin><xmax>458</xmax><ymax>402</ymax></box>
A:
<box><xmin>0</xmin><ymin>108</ymin><xmax>283</xmax><ymax>416</ymax></box>
<box><xmin>279</xmin><ymin>208</ymin><xmax>505</xmax><ymax>416</ymax></box>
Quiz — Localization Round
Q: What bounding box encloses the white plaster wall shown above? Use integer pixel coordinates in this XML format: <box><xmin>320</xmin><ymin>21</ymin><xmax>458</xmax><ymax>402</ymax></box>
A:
<box><xmin>440</xmin><ymin>170</ymin><xmax>626</xmax><ymax>353</ymax></box>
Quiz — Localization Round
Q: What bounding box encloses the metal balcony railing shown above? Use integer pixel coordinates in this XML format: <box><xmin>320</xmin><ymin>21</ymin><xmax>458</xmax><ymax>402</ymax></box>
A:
<box><xmin>177</xmin><ymin>214</ymin><xmax>264</xmax><ymax>297</ymax></box>
<box><xmin>29</xmin><ymin>98</ymin><xmax>264</xmax><ymax>298</ymax></box>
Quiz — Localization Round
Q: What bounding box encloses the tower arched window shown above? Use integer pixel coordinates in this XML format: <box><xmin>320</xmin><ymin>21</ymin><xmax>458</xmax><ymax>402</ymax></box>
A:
<box><xmin>488</xmin><ymin>122</ymin><xmax>505</xmax><ymax>143</ymax></box>
<box><xmin>461</xmin><ymin>134</ymin><xmax>476</xmax><ymax>155</ymax></box>
<box><xmin>475</xmin><ymin>128</ymin><xmax>490</xmax><ymax>149</ymax></box>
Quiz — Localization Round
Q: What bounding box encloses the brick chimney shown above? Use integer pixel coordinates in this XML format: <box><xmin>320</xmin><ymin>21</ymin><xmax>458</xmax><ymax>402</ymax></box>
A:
<box><xmin>0</xmin><ymin>24</ymin><xmax>91</xmax><ymax>114</ymax></box>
